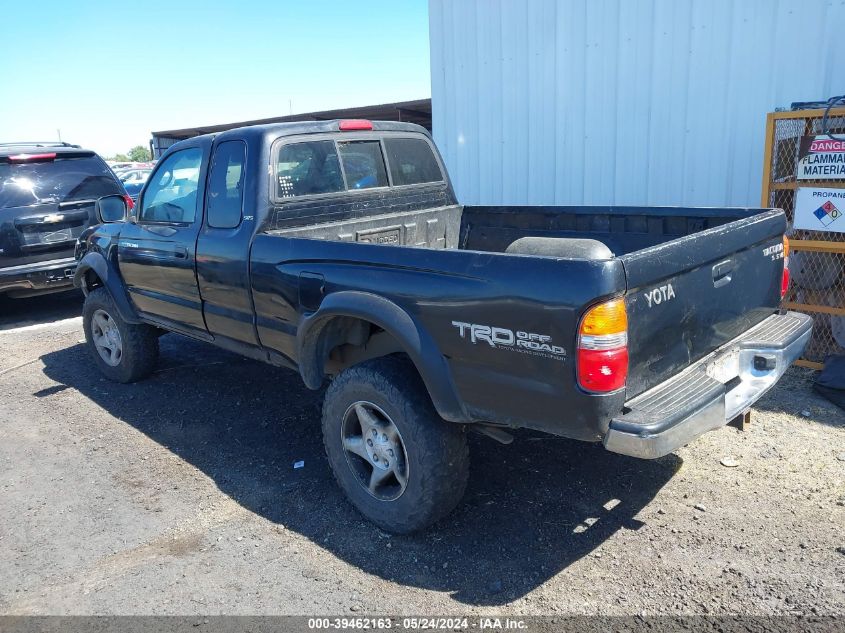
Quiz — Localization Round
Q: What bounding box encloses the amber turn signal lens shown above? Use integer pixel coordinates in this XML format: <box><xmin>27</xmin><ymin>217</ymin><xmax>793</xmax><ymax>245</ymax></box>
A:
<box><xmin>580</xmin><ymin>298</ymin><xmax>628</xmax><ymax>336</ymax></box>
<box><xmin>783</xmin><ymin>235</ymin><xmax>790</xmax><ymax>258</ymax></box>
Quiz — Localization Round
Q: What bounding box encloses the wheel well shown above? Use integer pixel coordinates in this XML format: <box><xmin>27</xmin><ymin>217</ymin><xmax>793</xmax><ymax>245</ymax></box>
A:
<box><xmin>80</xmin><ymin>268</ymin><xmax>104</xmax><ymax>295</ymax></box>
<box><xmin>319</xmin><ymin>317</ymin><xmax>407</xmax><ymax>377</ymax></box>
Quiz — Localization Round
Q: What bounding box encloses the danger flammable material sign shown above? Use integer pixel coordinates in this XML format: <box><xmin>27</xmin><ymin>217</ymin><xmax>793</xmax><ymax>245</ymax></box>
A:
<box><xmin>797</xmin><ymin>136</ymin><xmax>845</xmax><ymax>180</ymax></box>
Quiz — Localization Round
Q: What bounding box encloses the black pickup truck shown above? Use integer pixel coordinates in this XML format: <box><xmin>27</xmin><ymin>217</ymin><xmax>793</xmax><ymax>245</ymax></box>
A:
<box><xmin>74</xmin><ymin>120</ymin><xmax>811</xmax><ymax>532</ymax></box>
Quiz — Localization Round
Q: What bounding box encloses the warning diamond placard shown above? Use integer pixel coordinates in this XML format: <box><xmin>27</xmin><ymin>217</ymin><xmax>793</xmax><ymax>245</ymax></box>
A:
<box><xmin>795</xmin><ymin>187</ymin><xmax>845</xmax><ymax>233</ymax></box>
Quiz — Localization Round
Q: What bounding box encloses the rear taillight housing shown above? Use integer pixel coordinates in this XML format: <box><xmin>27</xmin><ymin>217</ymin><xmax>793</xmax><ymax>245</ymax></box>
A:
<box><xmin>339</xmin><ymin>119</ymin><xmax>373</xmax><ymax>131</ymax></box>
<box><xmin>123</xmin><ymin>193</ymin><xmax>135</xmax><ymax>211</ymax></box>
<box><xmin>781</xmin><ymin>235</ymin><xmax>790</xmax><ymax>300</ymax></box>
<box><xmin>577</xmin><ymin>298</ymin><xmax>628</xmax><ymax>393</ymax></box>
<box><xmin>8</xmin><ymin>152</ymin><xmax>57</xmax><ymax>162</ymax></box>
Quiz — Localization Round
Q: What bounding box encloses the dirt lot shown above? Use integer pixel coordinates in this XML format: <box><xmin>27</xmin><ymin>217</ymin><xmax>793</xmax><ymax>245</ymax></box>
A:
<box><xmin>1</xmin><ymin>292</ymin><xmax>843</xmax><ymax>616</ymax></box>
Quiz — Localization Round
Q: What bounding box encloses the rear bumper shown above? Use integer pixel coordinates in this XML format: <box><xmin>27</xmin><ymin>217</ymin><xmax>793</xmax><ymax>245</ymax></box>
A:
<box><xmin>0</xmin><ymin>257</ymin><xmax>77</xmax><ymax>295</ymax></box>
<box><xmin>603</xmin><ymin>311</ymin><xmax>813</xmax><ymax>459</ymax></box>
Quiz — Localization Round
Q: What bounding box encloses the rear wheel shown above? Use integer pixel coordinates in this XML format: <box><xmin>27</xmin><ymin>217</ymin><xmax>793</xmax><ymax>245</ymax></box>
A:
<box><xmin>322</xmin><ymin>357</ymin><xmax>469</xmax><ymax>533</ymax></box>
<box><xmin>83</xmin><ymin>287</ymin><xmax>159</xmax><ymax>383</ymax></box>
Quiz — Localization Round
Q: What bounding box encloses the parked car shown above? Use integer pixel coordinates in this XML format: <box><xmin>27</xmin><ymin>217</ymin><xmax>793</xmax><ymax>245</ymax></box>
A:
<box><xmin>74</xmin><ymin>120</ymin><xmax>811</xmax><ymax>533</ymax></box>
<box><xmin>117</xmin><ymin>169</ymin><xmax>152</xmax><ymax>202</ymax></box>
<box><xmin>0</xmin><ymin>142</ymin><xmax>130</xmax><ymax>298</ymax></box>
<box><xmin>107</xmin><ymin>161</ymin><xmax>135</xmax><ymax>171</ymax></box>
<box><xmin>118</xmin><ymin>169</ymin><xmax>151</xmax><ymax>184</ymax></box>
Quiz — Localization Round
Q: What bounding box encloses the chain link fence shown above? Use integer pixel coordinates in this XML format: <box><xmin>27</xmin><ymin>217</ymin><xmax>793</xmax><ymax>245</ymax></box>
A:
<box><xmin>762</xmin><ymin>108</ymin><xmax>845</xmax><ymax>367</ymax></box>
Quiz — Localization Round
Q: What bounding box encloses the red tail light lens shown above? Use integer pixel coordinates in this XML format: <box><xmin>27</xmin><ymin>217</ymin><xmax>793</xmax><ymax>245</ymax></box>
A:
<box><xmin>577</xmin><ymin>298</ymin><xmax>628</xmax><ymax>393</ymax></box>
<box><xmin>123</xmin><ymin>194</ymin><xmax>135</xmax><ymax>211</ymax></box>
<box><xmin>578</xmin><ymin>348</ymin><xmax>629</xmax><ymax>392</ymax></box>
<box><xmin>339</xmin><ymin>119</ymin><xmax>373</xmax><ymax>131</ymax></box>
<box><xmin>781</xmin><ymin>236</ymin><xmax>790</xmax><ymax>300</ymax></box>
<box><xmin>8</xmin><ymin>152</ymin><xmax>56</xmax><ymax>162</ymax></box>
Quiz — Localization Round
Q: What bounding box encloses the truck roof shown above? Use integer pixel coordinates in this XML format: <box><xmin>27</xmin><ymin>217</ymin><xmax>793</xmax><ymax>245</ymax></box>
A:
<box><xmin>174</xmin><ymin>119</ymin><xmax>432</xmax><ymax>151</ymax></box>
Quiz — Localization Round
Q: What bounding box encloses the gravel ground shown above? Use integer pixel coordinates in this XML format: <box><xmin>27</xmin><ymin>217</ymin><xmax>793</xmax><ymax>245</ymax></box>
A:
<box><xmin>1</xmin><ymin>293</ymin><xmax>843</xmax><ymax>616</ymax></box>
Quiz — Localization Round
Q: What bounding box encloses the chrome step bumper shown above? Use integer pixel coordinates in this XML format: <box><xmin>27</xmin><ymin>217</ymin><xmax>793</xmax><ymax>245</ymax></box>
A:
<box><xmin>603</xmin><ymin>311</ymin><xmax>813</xmax><ymax>459</ymax></box>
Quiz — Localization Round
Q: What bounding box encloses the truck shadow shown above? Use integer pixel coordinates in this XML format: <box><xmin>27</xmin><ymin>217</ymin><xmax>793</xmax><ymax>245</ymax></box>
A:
<box><xmin>0</xmin><ymin>290</ymin><xmax>82</xmax><ymax>331</ymax></box>
<box><xmin>39</xmin><ymin>335</ymin><xmax>679</xmax><ymax>607</ymax></box>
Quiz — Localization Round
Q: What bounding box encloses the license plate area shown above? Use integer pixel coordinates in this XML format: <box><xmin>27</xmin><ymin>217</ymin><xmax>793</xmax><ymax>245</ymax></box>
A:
<box><xmin>706</xmin><ymin>348</ymin><xmax>741</xmax><ymax>384</ymax></box>
<box><xmin>356</xmin><ymin>226</ymin><xmax>401</xmax><ymax>245</ymax></box>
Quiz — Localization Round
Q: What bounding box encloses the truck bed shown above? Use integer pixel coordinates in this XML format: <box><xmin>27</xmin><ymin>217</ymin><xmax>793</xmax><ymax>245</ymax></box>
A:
<box><xmin>266</xmin><ymin>203</ymin><xmax>766</xmax><ymax>258</ymax></box>
<box><xmin>261</xmin><ymin>203</ymin><xmax>786</xmax><ymax>402</ymax></box>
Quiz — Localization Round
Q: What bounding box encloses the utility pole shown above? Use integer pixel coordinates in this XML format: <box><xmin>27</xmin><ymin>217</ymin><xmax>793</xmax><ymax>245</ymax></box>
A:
<box><xmin>57</xmin><ymin>129</ymin><xmax>62</xmax><ymax>142</ymax></box>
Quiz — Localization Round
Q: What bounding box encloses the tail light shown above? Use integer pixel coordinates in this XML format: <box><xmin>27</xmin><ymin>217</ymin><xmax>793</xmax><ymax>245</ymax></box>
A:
<box><xmin>577</xmin><ymin>298</ymin><xmax>628</xmax><ymax>393</ymax></box>
<box><xmin>123</xmin><ymin>194</ymin><xmax>135</xmax><ymax>211</ymax></box>
<box><xmin>339</xmin><ymin>119</ymin><xmax>373</xmax><ymax>131</ymax></box>
<box><xmin>781</xmin><ymin>235</ymin><xmax>790</xmax><ymax>300</ymax></box>
<box><xmin>8</xmin><ymin>152</ymin><xmax>56</xmax><ymax>162</ymax></box>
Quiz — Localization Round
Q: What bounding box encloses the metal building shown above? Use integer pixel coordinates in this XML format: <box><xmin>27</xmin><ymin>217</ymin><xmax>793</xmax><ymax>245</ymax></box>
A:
<box><xmin>429</xmin><ymin>0</ymin><xmax>844</xmax><ymax>206</ymax></box>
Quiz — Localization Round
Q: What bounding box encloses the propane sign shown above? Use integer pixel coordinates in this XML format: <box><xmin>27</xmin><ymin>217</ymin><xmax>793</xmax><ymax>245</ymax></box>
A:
<box><xmin>794</xmin><ymin>187</ymin><xmax>845</xmax><ymax>232</ymax></box>
<box><xmin>797</xmin><ymin>136</ymin><xmax>845</xmax><ymax>180</ymax></box>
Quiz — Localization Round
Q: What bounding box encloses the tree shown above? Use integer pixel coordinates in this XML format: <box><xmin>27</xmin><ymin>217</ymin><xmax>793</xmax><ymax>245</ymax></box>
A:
<box><xmin>109</xmin><ymin>153</ymin><xmax>130</xmax><ymax>162</ymax></box>
<box><xmin>128</xmin><ymin>145</ymin><xmax>152</xmax><ymax>162</ymax></box>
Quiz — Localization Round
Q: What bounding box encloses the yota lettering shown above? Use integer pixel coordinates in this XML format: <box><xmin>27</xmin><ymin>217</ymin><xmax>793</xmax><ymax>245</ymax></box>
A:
<box><xmin>644</xmin><ymin>283</ymin><xmax>675</xmax><ymax>307</ymax></box>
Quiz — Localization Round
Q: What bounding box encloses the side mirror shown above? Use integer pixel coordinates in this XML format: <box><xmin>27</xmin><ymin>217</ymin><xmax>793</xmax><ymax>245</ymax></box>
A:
<box><xmin>95</xmin><ymin>194</ymin><xmax>128</xmax><ymax>224</ymax></box>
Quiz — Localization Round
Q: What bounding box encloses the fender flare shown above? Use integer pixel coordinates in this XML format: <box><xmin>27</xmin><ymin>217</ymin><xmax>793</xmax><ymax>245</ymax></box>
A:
<box><xmin>73</xmin><ymin>252</ymin><xmax>141</xmax><ymax>324</ymax></box>
<box><xmin>297</xmin><ymin>291</ymin><xmax>469</xmax><ymax>423</ymax></box>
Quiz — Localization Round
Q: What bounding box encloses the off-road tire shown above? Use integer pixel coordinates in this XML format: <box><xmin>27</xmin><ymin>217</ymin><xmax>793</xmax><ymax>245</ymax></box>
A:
<box><xmin>322</xmin><ymin>357</ymin><xmax>470</xmax><ymax>533</ymax></box>
<box><xmin>83</xmin><ymin>287</ymin><xmax>159</xmax><ymax>383</ymax></box>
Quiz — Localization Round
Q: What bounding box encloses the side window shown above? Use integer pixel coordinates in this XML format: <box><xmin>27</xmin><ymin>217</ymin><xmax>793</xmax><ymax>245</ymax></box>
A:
<box><xmin>276</xmin><ymin>140</ymin><xmax>344</xmax><ymax>198</ymax></box>
<box><xmin>337</xmin><ymin>140</ymin><xmax>388</xmax><ymax>190</ymax></box>
<box><xmin>140</xmin><ymin>147</ymin><xmax>202</xmax><ymax>223</ymax></box>
<box><xmin>207</xmin><ymin>141</ymin><xmax>246</xmax><ymax>229</ymax></box>
<box><xmin>384</xmin><ymin>138</ymin><xmax>443</xmax><ymax>186</ymax></box>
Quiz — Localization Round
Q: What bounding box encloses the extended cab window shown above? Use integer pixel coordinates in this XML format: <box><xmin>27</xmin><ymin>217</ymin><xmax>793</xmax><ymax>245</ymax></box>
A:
<box><xmin>384</xmin><ymin>138</ymin><xmax>443</xmax><ymax>185</ymax></box>
<box><xmin>337</xmin><ymin>141</ymin><xmax>388</xmax><ymax>190</ymax></box>
<box><xmin>207</xmin><ymin>141</ymin><xmax>246</xmax><ymax>228</ymax></box>
<box><xmin>277</xmin><ymin>141</ymin><xmax>344</xmax><ymax>198</ymax></box>
<box><xmin>140</xmin><ymin>148</ymin><xmax>202</xmax><ymax>223</ymax></box>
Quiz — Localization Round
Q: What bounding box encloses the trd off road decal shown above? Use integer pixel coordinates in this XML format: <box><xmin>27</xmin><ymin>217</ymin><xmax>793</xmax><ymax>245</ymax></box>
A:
<box><xmin>451</xmin><ymin>321</ymin><xmax>566</xmax><ymax>360</ymax></box>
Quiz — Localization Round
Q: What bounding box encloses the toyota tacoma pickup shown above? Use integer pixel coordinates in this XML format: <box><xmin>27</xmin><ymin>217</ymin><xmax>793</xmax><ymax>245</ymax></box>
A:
<box><xmin>74</xmin><ymin>120</ymin><xmax>811</xmax><ymax>533</ymax></box>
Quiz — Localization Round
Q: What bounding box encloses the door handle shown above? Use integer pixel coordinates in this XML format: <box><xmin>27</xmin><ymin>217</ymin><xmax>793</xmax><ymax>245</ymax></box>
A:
<box><xmin>132</xmin><ymin>246</ymin><xmax>188</xmax><ymax>261</ymax></box>
<box><xmin>712</xmin><ymin>260</ymin><xmax>733</xmax><ymax>288</ymax></box>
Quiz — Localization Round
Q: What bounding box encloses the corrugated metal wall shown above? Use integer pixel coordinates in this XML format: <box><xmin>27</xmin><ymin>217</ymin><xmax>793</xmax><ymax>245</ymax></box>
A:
<box><xmin>429</xmin><ymin>0</ymin><xmax>844</xmax><ymax>206</ymax></box>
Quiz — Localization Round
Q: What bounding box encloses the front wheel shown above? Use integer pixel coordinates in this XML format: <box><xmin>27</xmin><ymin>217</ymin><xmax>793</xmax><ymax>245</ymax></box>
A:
<box><xmin>322</xmin><ymin>357</ymin><xmax>469</xmax><ymax>533</ymax></box>
<box><xmin>83</xmin><ymin>287</ymin><xmax>159</xmax><ymax>383</ymax></box>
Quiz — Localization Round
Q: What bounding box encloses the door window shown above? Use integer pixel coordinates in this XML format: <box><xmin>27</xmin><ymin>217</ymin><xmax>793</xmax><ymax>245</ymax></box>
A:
<box><xmin>206</xmin><ymin>141</ymin><xmax>246</xmax><ymax>229</ymax></box>
<box><xmin>140</xmin><ymin>148</ymin><xmax>202</xmax><ymax>223</ymax></box>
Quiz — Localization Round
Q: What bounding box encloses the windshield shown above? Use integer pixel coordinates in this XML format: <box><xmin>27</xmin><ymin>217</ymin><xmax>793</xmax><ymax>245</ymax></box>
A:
<box><xmin>0</xmin><ymin>155</ymin><xmax>123</xmax><ymax>209</ymax></box>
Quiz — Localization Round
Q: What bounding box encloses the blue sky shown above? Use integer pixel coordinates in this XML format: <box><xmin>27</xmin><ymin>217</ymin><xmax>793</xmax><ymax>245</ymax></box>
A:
<box><xmin>0</xmin><ymin>0</ymin><xmax>431</xmax><ymax>156</ymax></box>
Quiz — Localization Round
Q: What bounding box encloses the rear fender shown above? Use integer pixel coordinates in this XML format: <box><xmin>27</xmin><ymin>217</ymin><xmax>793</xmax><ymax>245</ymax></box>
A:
<box><xmin>297</xmin><ymin>291</ymin><xmax>469</xmax><ymax>423</ymax></box>
<box><xmin>73</xmin><ymin>252</ymin><xmax>141</xmax><ymax>324</ymax></box>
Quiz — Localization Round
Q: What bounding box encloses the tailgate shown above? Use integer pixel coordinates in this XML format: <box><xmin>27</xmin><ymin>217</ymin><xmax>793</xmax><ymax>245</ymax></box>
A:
<box><xmin>622</xmin><ymin>210</ymin><xmax>787</xmax><ymax>397</ymax></box>
<box><xmin>1</xmin><ymin>201</ymin><xmax>96</xmax><ymax>267</ymax></box>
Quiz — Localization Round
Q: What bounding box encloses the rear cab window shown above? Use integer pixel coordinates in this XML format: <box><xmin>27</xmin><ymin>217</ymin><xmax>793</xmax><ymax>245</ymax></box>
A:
<box><xmin>0</xmin><ymin>154</ymin><xmax>122</xmax><ymax>209</ymax></box>
<box><xmin>384</xmin><ymin>138</ymin><xmax>443</xmax><ymax>186</ymax></box>
<box><xmin>272</xmin><ymin>132</ymin><xmax>443</xmax><ymax>202</ymax></box>
<box><xmin>337</xmin><ymin>141</ymin><xmax>388</xmax><ymax>190</ymax></box>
